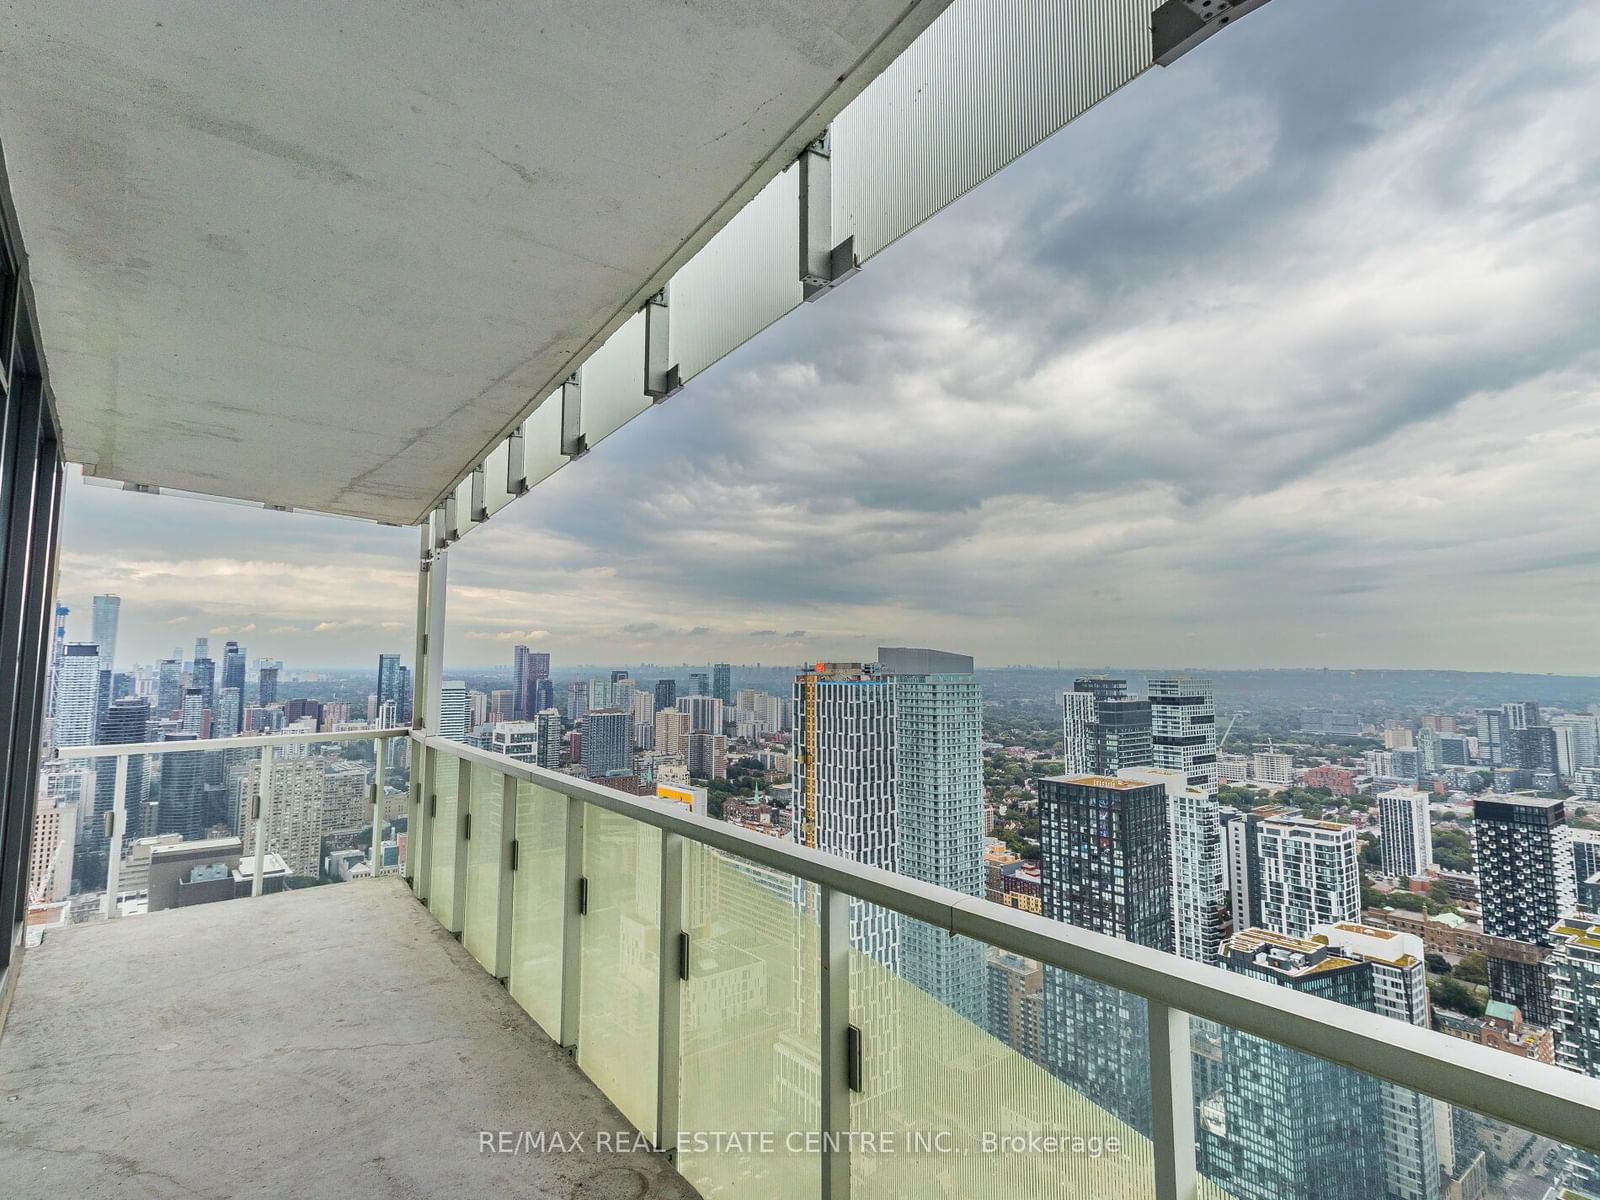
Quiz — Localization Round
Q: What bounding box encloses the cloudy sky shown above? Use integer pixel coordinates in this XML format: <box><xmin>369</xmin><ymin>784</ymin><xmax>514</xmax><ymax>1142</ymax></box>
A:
<box><xmin>57</xmin><ymin>0</ymin><xmax>1600</xmax><ymax>674</ymax></box>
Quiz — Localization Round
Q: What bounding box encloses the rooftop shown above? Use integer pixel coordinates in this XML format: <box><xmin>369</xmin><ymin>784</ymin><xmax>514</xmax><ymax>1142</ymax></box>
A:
<box><xmin>0</xmin><ymin>880</ymin><xmax>695</xmax><ymax>1199</ymax></box>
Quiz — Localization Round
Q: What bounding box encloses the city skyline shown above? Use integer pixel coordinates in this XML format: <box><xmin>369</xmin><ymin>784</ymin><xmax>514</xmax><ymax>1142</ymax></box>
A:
<box><xmin>51</xmin><ymin>0</ymin><xmax>1600</xmax><ymax>674</ymax></box>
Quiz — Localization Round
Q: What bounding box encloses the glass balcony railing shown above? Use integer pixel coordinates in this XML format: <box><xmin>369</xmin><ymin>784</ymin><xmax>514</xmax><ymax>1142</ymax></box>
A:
<box><xmin>406</xmin><ymin>733</ymin><xmax>1600</xmax><ymax>1200</ymax></box>
<box><xmin>41</xmin><ymin>727</ymin><xmax>411</xmax><ymax>928</ymax></box>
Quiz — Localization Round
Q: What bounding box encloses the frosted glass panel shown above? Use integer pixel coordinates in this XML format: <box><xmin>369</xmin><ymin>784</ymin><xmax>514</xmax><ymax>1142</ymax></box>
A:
<box><xmin>524</xmin><ymin>392</ymin><xmax>565</xmax><ymax>489</ymax></box>
<box><xmin>427</xmin><ymin>753</ymin><xmax>459</xmax><ymax>930</ymax></box>
<box><xmin>833</xmin><ymin>0</ymin><xmax>1153</xmax><ymax>260</ymax></box>
<box><xmin>460</xmin><ymin>764</ymin><xmax>503</xmax><ymax>972</ymax></box>
<box><xmin>677</xmin><ymin>843</ymin><xmax>819</xmax><ymax>1199</ymax></box>
<box><xmin>672</xmin><ymin>167</ymin><xmax>803</xmax><ymax>383</ymax></box>
<box><xmin>580</xmin><ymin>311</ymin><xmax>649</xmax><ymax>450</ymax></box>
<box><xmin>481</xmin><ymin>437</ymin><xmax>513</xmax><ymax>519</ymax></box>
<box><xmin>577</xmin><ymin>805</ymin><xmax>660</xmax><ymax>1135</ymax></box>
<box><xmin>508</xmin><ymin>782</ymin><xmax>567</xmax><ymax>1036</ymax></box>
<box><xmin>848</xmin><ymin>939</ymin><xmax>1157</xmax><ymax>1198</ymax></box>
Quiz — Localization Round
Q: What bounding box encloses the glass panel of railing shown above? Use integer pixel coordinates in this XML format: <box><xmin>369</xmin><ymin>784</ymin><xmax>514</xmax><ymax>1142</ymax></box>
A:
<box><xmin>676</xmin><ymin>841</ymin><xmax>820</xmax><ymax>1199</ymax></box>
<box><xmin>460</xmin><ymin>763</ymin><xmax>505</xmax><ymax>972</ymax></box>
<box><xmin>847</xmin><ymin>902</ymin><xmax>1158</xmax><ymax>1198</ymax></box>
<box><xmin>428</xmin><ymin>750</ymin><xmax>462</xmax><ymax>929</ymax></box>
<box><xmin>30</xmin><ymin>735</ymin><xmax>410</xmax><ymax>937</ymax></box>
<box><xmin>577</xmin><ymin>803</ymin><xmax>661</xmax><ymax>1137</ymax></box>
<box><xmin>508</xmin><ymin>780</ymin><xmax>568</xmax><ymax>1036</ymax></box>
<box><xmin>1192</xmin><ymin>1012</ymin><xmax>1599</xmax><ymax>1200</ymax></box>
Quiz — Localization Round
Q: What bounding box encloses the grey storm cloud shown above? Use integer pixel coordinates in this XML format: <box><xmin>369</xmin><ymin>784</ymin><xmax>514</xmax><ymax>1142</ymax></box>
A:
<box><xmin>57</xmin><ymin>0</ymin><xmax>1600</xmax><ymax>674</ymax></box>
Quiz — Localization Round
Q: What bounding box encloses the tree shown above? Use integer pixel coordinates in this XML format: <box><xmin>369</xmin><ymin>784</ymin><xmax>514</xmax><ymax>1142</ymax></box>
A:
<box><xmin>1431</xmin><ymin>826</ymin><xmax>1474</xmax><ymax>872</ymax></box>
<box><xmin>1455</xmin><ymin>952</ymin><xmax>1489</xmax><ymax>986</ymax></box>
<box><xmin>1429</xmin><ymin>976</ymin><xmax>1485</xmax><ymax>1018</ymax></box>
<box><xmin>1424</xmin><ymin>952</ymin><xmax>1450</xmax><ymax>975</ymax></box>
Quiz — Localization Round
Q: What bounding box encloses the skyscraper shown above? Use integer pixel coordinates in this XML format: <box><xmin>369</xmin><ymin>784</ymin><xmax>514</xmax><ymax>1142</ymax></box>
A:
<box><xmin>512</xmin><ymin>646</ymin><xmax>550</xmax><ymax>720</ymax></box>
<box><xmin>1473</xmin><ymin>795</ymin><xmax>1575</xmax><ymax>1025</ymax></box>
<box><xmin>1199</xmin><ymin>929</ymin><xmax>1386</xmax><ymax>1200</ymax></box>
<box><xmin>654</xmin><ymin>678</ymin><xmax>678</xmax><ymax>711</ymax></box>
<box><xmin>677</xmin><ymin>694</ymin><xmax>722</xmax><ymax>735</ymax></box>
<box><xmin>1123</xmin><ymin>766</ymin><xmax>1226</xmax><ymax>964</ymax></box>
<box><xmin>1549</xmin><ymin>914</ymin><xmax>1600</xmax><ymax>1079</ymax></box>
<box><xmin>1149</xmin><ymin>676</ymin><xmax>1218</xmax><ymax>794</ymax></box>
<box><xmin>438</xmin><ymin>681</ymin><xmax>469</xmax><ymax>740</ymax></box>
<box><xmin>1254</xmin><ymin>812</ymin><xmax>1360</xmax><ymax>938</ymax></box>
<box><xmin>93</xmin><ymin>697</ymin><xmax>150</xmax><ymax>845</ymax></box>
<box><xmin>191</xmin><ymin>656</ymin><xmax>216</xmax><ymax>711</ymax></box>
<box><xmin>876</xmin><ymin>647</ymin><xmax>985</xmax><ymax>1022</ymax></box>
<box><xmin>1061</xmin><ymin>677</ymin><xmax>1151</xmax><ymax>777</ymax></box>
<box><xmin>566</xmin><ymin>679</ymin><xmax>590</xmax><ymax>723</ymax></box>
<box><xmin>792</xmin><ymin>661</ymin><xmax>900</xmax><ymax>971</ymax></box>
<box><xmin>52</xmin><ymin>643</ymin><xmax>102</xmax><ymax>750</ymax></box>
<box><xmin>180</xmin><ymin>687</ymin><xmax>208</xmax><ymax>736</ymax></box>
<box><xmin>217</xmin><ymin>687</ymin><xmax>242</xmax><ymax>740</ymax></box>
<box><xmin>1220</xmin><ymin>805</ymin><xmax>1287</xmax><ymax>933</ymax></box>
<box><xmin>1376</xmin><ymin>787</ymin><xmax>1431</xmax><ymax>878</ymax></box>
<box><xmin>221</xmin><ymin>640</ymin><xmax>246</xmax><ymax>706</ymax></box>
<box><xmin>581</xmin><ymin>709</ymin><xmax>631</xmax><ymax>777</ymax></box>
<box><xmin>689</xmin><ymin>671</ymin><xmax>709</xmax><ymax>697</ymax></box>
<box><xmin>155</xmin><ymin>733</ymin><xmax>206</xmax><ymax>841</ymax></box>
<box><xmin>257</xmin><ymin>664</ymin><xmax>279</xmax><ymax>706</ymax></box>
<box><xmin>92</xmin><ymin>594</ymin><xmax>121</xmax><ymax>672</ymax></box>
<box><xmin>157</xmin><ymin>659</ymin><xmax>183</xmax><ymax>716</ymax></box>
<box><xmin>377</xmin><ymin>654</ymin><xmax>402</xmax><ymax>719</ymax></box>
<box><xmin>1474</xmin><ymin>708</ymin><xmax>1507</xmax><ymax>766</ymax></box>
<box><xmin>712</xmin><ymin>662</ymin><xmax>732</xmax><ymax>706</ymax></box>
<box><xmin>1039</xmin><ymin>774</ymin><xmax>1171</xmax><ymax>1133</ymax></box>
<box><xmin>535</xmin><ymin>707</ymin><xmax>563</xmax><ymax>769</ymax></box>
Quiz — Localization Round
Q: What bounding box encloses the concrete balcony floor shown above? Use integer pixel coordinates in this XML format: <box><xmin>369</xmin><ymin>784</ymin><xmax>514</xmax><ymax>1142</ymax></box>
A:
<box><xmin>0</xmin><ymin>879</ymin><xmax>696</xmax><ymax>1199</ymax></box>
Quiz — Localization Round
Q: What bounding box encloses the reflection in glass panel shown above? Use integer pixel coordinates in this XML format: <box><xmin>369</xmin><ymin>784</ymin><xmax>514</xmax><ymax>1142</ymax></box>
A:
<box><xmin>579</xmin><ymin>311</ymin><xmax>648</xmax><ymax>451</ymax></box>
<box><xmin>847</xmin><ymin>919</ymin><xmax>1158</xmax><ymax>1199</ymax></box>
<box><xmin>461</xmin><ymin>764</ymin><xmax>503</xmax><ymax>972</ymax></box>
<box><xmin>577</xmin><ymin>805</ymin><xmax>660</xmax><ymax>1135</ymax></box>
<box><xmin>508</xmin><ymin>781</ymin><xmax>567</xmax><ymax>1036</ymax></box>
<box><xmin>428</xmin><ymin>752</ymin><xmax>460</xmax><ymax>929</ymax></box>
<box><xmin>677</xmin><ymin>842</ymin><xmax>819</xmax><ymax>1199</ymax></box>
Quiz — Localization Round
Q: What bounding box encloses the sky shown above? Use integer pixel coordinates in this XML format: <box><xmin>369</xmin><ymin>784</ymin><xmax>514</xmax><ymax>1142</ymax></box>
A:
<box><xmin>56</xmin><ymin>0</ymin><xmax>1600</xmax><ymax>674</ymax></box>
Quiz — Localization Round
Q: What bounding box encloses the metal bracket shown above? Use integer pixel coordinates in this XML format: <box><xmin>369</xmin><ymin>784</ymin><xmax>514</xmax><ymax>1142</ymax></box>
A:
<box><xmin>428</xmin><ymin>793</ymin><xmax>437</xmax><ymax>818</ymax></box>
<box><xmin>799</xmin><ymin>130</ymin><xmax>860</xmax><ymax>302</ymax></box>
<box><xmin>577</xmin><ymin>875</ymin><xmax>589</xmax><ymax>915</ymax></box>
<box><xmin>560</xmin><ymin>373</ymin><xmax>587</xmax><ymax>458</ymax></box>
<box><xmin>505</xmin><ymin>426</ymin><xmax>529</xmax><ymax>496</ymax></box>
<box><xmin>1152</xmin><ymin>0</ymin><xmax>1274</xmax><ymax>66</ymax></box>
<box><xmin>470</xmin><ymin>464</ymin><xmax>488</xmax><ymax>524</ymax></box>
<box><xmin>643</xmin><ymin>290</ymin><xmax>682</xmax><ymax>402</ymax></box>
<box><xmin>509</xmin><ymin>838</ymin><xmax>519</xmax><ymax>871</ymax></box>
<box><xmin>845</xmin><ymin>1024</ymin><xmax>863</xmax><ymax>1093</ymax></box>
<box><xmin>462</xmin><ymin>812</ymin><xmax>471</xmax><ymax>842</ymax></box>
<box><xmin>678</xmin><ymin>931</ymin><xmax>690</xmax><ymax>981</ymax></box>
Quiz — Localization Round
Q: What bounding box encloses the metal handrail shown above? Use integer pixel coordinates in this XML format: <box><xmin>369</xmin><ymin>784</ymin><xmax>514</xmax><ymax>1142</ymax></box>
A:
<box><xmin>54</xmin><ymin>725</ymin><xmax>411</xmax><ymax>759</ymax></box>
<box><xmin>413</xmin><ymin>729</ymin><xmax>1600</xmax><ymax>1159</ymax></box>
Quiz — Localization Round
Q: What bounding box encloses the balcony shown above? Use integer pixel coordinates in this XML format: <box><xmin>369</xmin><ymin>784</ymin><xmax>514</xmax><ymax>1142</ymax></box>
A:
<box><xmin>1</xmin><ymin>876</ymin><xmax>696</xmax><ymax>1199</ymax></box>
<box><xmin>10</xmin><ymin>728</ymin><xmax>1600</xmax><ymax>1200</ymax></box>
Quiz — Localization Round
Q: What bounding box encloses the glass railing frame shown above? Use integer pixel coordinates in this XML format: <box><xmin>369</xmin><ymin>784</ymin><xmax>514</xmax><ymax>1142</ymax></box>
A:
<box><xmin>409</xmin><ymin>728</ymin><xmax>1600</xmax><ymax>1200</ymax></box>
<box><xmin>53</xmin><ymin>726</ymin><xmax>411</xmax><ymax>914</ymax></box>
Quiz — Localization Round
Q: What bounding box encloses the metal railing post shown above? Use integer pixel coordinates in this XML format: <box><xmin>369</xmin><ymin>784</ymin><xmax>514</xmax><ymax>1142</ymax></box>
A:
<box><xmin>494</xmin><ymin>772</ymin><xmax>517</xmax><ymax>979</ymax></box>
<box><xmin>449</xmin><ymin>756</ymin><xmax>471</xmax><ymax>932</ymax></box>
<box><xmin>369</xmin><ymin>737</ymin><xmax>385</xmax><ymax>878</ymax></box>
<box><xmin>103</xmin><ymin>753</ymin><xmax>129</xmax><ymax>920</ymax></box>
<box><xmin>558</xmin><ymin>795</ymin><xmax>585</xmax><ymax>1051</ymax></box>
<box><xmin>251</xmin><ymin>745</ymin><xmax>272</xmax><ymax>897</ymax></box>
<box><xmin>820</xmin><ymin>884</ymin><xmax>850</xmax><ymax>1200</ymax></box>
<box><xmin>654</xmin><ymin>832</ymin><xmax>684</xmax><ymax>1156</ymax></box>
<box><xmin>1148</xmin><ymin>1001</ymin><xmax>1198</xmax><ymax>1200</ymax></box>
<box><xmin>414</xmin><ymin>744</ymin><xmax>434</xmax><ymax>903</ymax></box>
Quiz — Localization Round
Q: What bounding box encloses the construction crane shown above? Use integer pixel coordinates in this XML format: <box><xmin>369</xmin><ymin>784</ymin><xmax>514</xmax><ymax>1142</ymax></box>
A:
<box><xmin>1219</xmin><ymin>710</ymin><xmax>1247</xmax><ymax>750</ymax></box>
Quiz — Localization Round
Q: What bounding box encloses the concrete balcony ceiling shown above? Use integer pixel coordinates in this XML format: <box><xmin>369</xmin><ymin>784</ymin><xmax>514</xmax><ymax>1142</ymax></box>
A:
<box><xmin>0</xmin><ymin>0</ymin><xmax>952</xmax><ymax>523</ymax></box>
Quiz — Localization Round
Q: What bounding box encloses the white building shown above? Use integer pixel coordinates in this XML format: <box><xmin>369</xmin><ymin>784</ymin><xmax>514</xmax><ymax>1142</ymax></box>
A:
<box><xmin>437</xmin><ymin>680</ymin><xmax>468</xmax><ymax>741</ymax></box>
<box><xmin>1251</xmin><ymin>750</ymin><xmax>1294</xmax><ymax>787</ymax></box>
<box><xmin>1255</xmin><ymin>813</ymin><xmax>1360</xmax><ymax>938</ymax></box>
<box><xmin>1149</xmin><ymin>676</ymin><xmax>1218</xmax><ymax>795</ymax></box>
<box><xmin>489</xmin><ymin>720</ymin><xmax>541</xmax><ymax>764</ymax></box>
<box><xmin>28</xmin><ymin>797</ymin><xmax>79</xmax><ymax>903</ymax></box>
<box><xmin>1122</xmin><ymin>766</ymin><xmax>1226</xmax><ymax>964</ymax></box>
<box><xmin>51</xmin><ymin>643</ymin><xmax>102</xmax><ymax>750</ymax></box>
<box><xmin>1218</xmin><ymin>752</ymin><xmax>1251</xmax><ymax>784</ymax></box>
<box><xmin>1376</xmin><ymin>787</ymin><xmax>1431</xmax><ymax>879</ymax></box>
